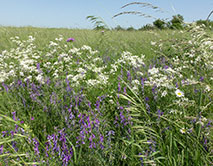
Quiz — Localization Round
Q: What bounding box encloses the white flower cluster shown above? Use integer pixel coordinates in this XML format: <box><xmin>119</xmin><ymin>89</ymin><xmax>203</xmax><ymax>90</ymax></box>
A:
<box><xmin>119</xmin><ymin>51</ymin><xmax>145</xmax><ymax>68</ymax></box>
<box><xmin>0</xmin><ymin>35</ymin><xmax>111</xmax><ymax>89</ymax></box>
<box><xmin>145</xmin><ymin>66</ymin><xmax>177</xmax><ymax>89</ymax></box>
<box><xmin>0</xmin><ymin>36</ymin><xmax>40</xmax><ymax>83</ymax></box>
<box><xmin>110</xmin><ymin>51</ymin><xmax>145</xmax><ymax>74</ymax></box>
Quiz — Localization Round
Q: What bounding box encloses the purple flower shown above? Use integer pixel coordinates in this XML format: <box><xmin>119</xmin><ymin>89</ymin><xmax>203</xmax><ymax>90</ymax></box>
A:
<box><xmin>107</xmin><ymin>130</ymin><xmax>115</xmax><ymax>136</ymax></box>
<box><xmin>2</xmin><ymin>83</ymin><xmax>9</xmax><ymax>92</ymax></box>
<box><xmin>175</xmin><ymin>82</ymin><xmax>179</xmax><ymax>88</ymax></box>
<box><xmin>31</xmin><ymin>117</ymin><xmax>34</xmax><ymax>121</ymax></box>
<box><xmin>66</xmin><ymin>38</ymin><xmax>75</xmax><ymax>42</ymax></box>
<box><xmin>145</xmin><ymin>97</ymin><xmax>149</xmax><ymax>101</ymax></box>
<box><xmin>118</xmin><ymin>82</ymin><xmax>121</xmax><ymax>92</ymax></box>
<box><xmin>89</xmin><ymin>135</ymin><xmax>93</xmax><ymax>142</ymax></box>
<box><xmin>2</xmin><ymin>131</ymin><xmax>7</xmax><ymax>137</ymax></box>
<box><xmin>157</xmin><ymin>109</ymin><xmax>164</xmax><ymax>119</ymax></box>
<box><xmin>46</xmin><ymin>77</ymin><xmax>50</xmax><ymax>85</ymax></box>
<box><xmin>164</xmin><ymin>65</ymin><xmax>169</xmax><ymax>69</ymax></box>
<box><xmin>100</xmin><ymin>134</ymin><xmax>104</xmax><ymax>142</ymax></box>
<box><xmin>200</xmin><ymin>76</ymin><xmax>204</xmax><ymax>82</ymax></box>
<box><xmin>33</xmin><ymin>138</ymin><xmax>40</xmax><ymax>156</ymax></box>
<box><xmin>95</xmin><ymin>119</ymin><xmax>100</xmax><ymax>126</ymax></box>
<box><xmin>37</xmin><ymin>63</ymin><xmax>42</xmax><ymax>73</ymax></box>
<box><xmin>123</xmin><ymin>87</ymin><xmax>127</xmax><ymax>94</ymax></box>
<box><xmin>12</xmin><ymin>111</ymin><xmax>16</xmax><ymax>121</ymax></box>
<box><xmin>139</xmin><ymin>153</ymin><xmax>144</xmax><ymax>166</ymax></box>
<box><xmin>0</xmin><ymin>145</ymin><xmax>3</xmax><ymax>154</ymax></box>
<box><xmin>127</xmin><ymin>71</ymin><xmax>131</xmax><ymax>81</ymax></box>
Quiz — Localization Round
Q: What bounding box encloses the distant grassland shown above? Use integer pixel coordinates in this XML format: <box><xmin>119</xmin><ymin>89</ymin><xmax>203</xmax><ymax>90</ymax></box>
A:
<box><xmin>0</xmin><ymin>26</ymin><xmax>187</xmax><ymax>60</ymax></box>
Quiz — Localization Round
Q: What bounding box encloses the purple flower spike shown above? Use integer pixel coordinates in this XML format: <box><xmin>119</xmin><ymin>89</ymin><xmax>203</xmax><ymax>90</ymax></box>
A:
<box><xmin>12</xmin><ymin>111</ymin><xmax>16</xmax><ymax>121</ymax></box>
<box><xmin>0</xmin><ymin>145</ymin><xmax>3</xmax><ymax>154</ymax></box>
<box><xmin>66</xmin><ymin>38</ymin><xmax>75</xmax><ymax>42</ymax></box>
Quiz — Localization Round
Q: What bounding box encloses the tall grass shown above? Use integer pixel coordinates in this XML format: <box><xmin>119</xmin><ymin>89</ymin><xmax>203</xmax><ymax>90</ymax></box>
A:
<box><xmin>0</xmin><ymin>26</ymin><xmax>184</xmax><ymax>60</ymax></box>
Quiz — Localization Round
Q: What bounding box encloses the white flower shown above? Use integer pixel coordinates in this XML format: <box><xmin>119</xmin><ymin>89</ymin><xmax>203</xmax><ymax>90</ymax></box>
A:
<box><xmin>109</xmin><ymin>99</ymin><xmax>114</xmax><ymax>104</ymax></box>
<box><xmin>87</xmin><ymin>79</ymin><xmax>100</xmax><ymax>86</ymax></box>
<box><xmin>169</xmin><ymin>109</ymin><xmax>177</xmax><ymax>114</ymax></box>
<box><xmin>180</xmin><ymin>128</ymin><xmax>186</xmax><ymax>134</ymax></box>
<box><xmin>67</xmin><ymin>74</ymin><xmax>73</xmax><ymax>79</ymax></box>
<box><xmin>150</xmin><ymin>41</ymin><xmax>156</xmax><ymax>46</ymax></box>
<box><xmin>148</xmin><ymin>68</ymin><xmax>159</xmax><ymax>75</ymax></box>
<box><xmin>81</xmin><ymin>45</ymin><xmax>91</xmax><ymax>50</ymax></box>
<box><xmin>93</xmin><ymin>57</ymin><xmax>101</xmax><ymax>62</ymax></box>
<box><xmin>132</xmin><ymin>86</ymin><xmax>139</xmax><ymax>93</ymax></box>
<box><xmin>132</xmin><ymin>79</ymin><xmax>140</xmax><ymax>86</ymax></box>
<box><xmin>189</xmin><ymin>54</ymin><xmax>194</xmax><ymax>58</ymax></box>
<box><xmin>175</xmin><ymin>89</ymin><xmax>184</xmax><ymax>97</ymax></box>
<box><xmin>188</xmin><ymin>40</ymin><xmax>193</xmax><ymax>45</ymax></box>
<box><xmin>25</xmin><ymin>75</ymin><xmax>32</xmax><ymax>81</ymax></box>
<box><xmin>20</xmin><ymin>72</ymin><xmax>24</xmax><ymax>76</ymax></box>
<box><xmin>98</xmin><ymin>74</ymin><xmax>108</xmax><ymax>85</ymax></box>
<box><xmin>93</xmin><ymin>67</ymin><xmax>104</xmax><ymax>73</ymax></box>
<box><xmin>161</xmin><ymin>90</ymin><xmax>167</xmax><ymax>97</ymax></box>
<box><xmin>49</xmin><ymin>41</ymin><xmax>58</xmax><ymax>47</ymax></box>
<box><xmin>69</xmin><ymin>48</ymin><xmax>80</xmax><ymax>54</ymax></box>
<box><xmin>77</xmin><ymin>68</ymin><xmax>86</xmax><ymax>74</ymax></box>
<box><xmin>36</xmin><ymin>74</ymin><xmax>45</xmax><ymax>84</ymax></box>
<box><xmin>196</xmin><ymin>121</ymin><xmax>204</xmax><ymax>126</ymax></box>
<box><xmin>202</xmin><ymin>117</ymin><xmax>207</xmax><ymax>122</ymax></box>
<box><xmin>137</xmin><ymin>71</ymin><xmax>143</xmax><ymax>76</ymax></box>
<box><xmin>205</xmin><ymin>85</ymin><xmax>211</xmax><ymax>92</ymax></box>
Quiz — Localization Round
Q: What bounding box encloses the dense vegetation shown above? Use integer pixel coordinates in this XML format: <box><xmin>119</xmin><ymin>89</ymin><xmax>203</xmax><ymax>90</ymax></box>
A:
<box><xmin>0</xmin><ymin>23</ymin><xmax>212</xmax><ymax>165</ymax></box>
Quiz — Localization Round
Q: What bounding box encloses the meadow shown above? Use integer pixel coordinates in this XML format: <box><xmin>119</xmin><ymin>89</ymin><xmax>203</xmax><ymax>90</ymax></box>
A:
<box><xmin>0</xmin><ymin>24</ymin><xmax>212</xmax><ymax>165</ymax></box>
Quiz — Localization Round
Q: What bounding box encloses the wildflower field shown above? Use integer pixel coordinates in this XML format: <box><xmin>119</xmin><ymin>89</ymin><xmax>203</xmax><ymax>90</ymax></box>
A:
<box><xmin>0</xmin><ymin>24</ymin><xmax>212</xmax><ymax>165</ymax></box>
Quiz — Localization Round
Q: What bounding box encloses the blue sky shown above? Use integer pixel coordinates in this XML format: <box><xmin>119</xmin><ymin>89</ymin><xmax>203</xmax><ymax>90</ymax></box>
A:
<box><xmin>0</xmin><ymin>0</ymin><xmax>212</xmax><ymax>29</ymax></box>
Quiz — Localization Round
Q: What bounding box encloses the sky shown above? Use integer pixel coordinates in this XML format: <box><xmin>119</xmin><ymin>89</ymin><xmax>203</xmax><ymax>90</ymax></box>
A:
<box><xmin>0</xmin><ymin>0</ymin><xmax>212</xmax><ymax>29</ymax></box>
